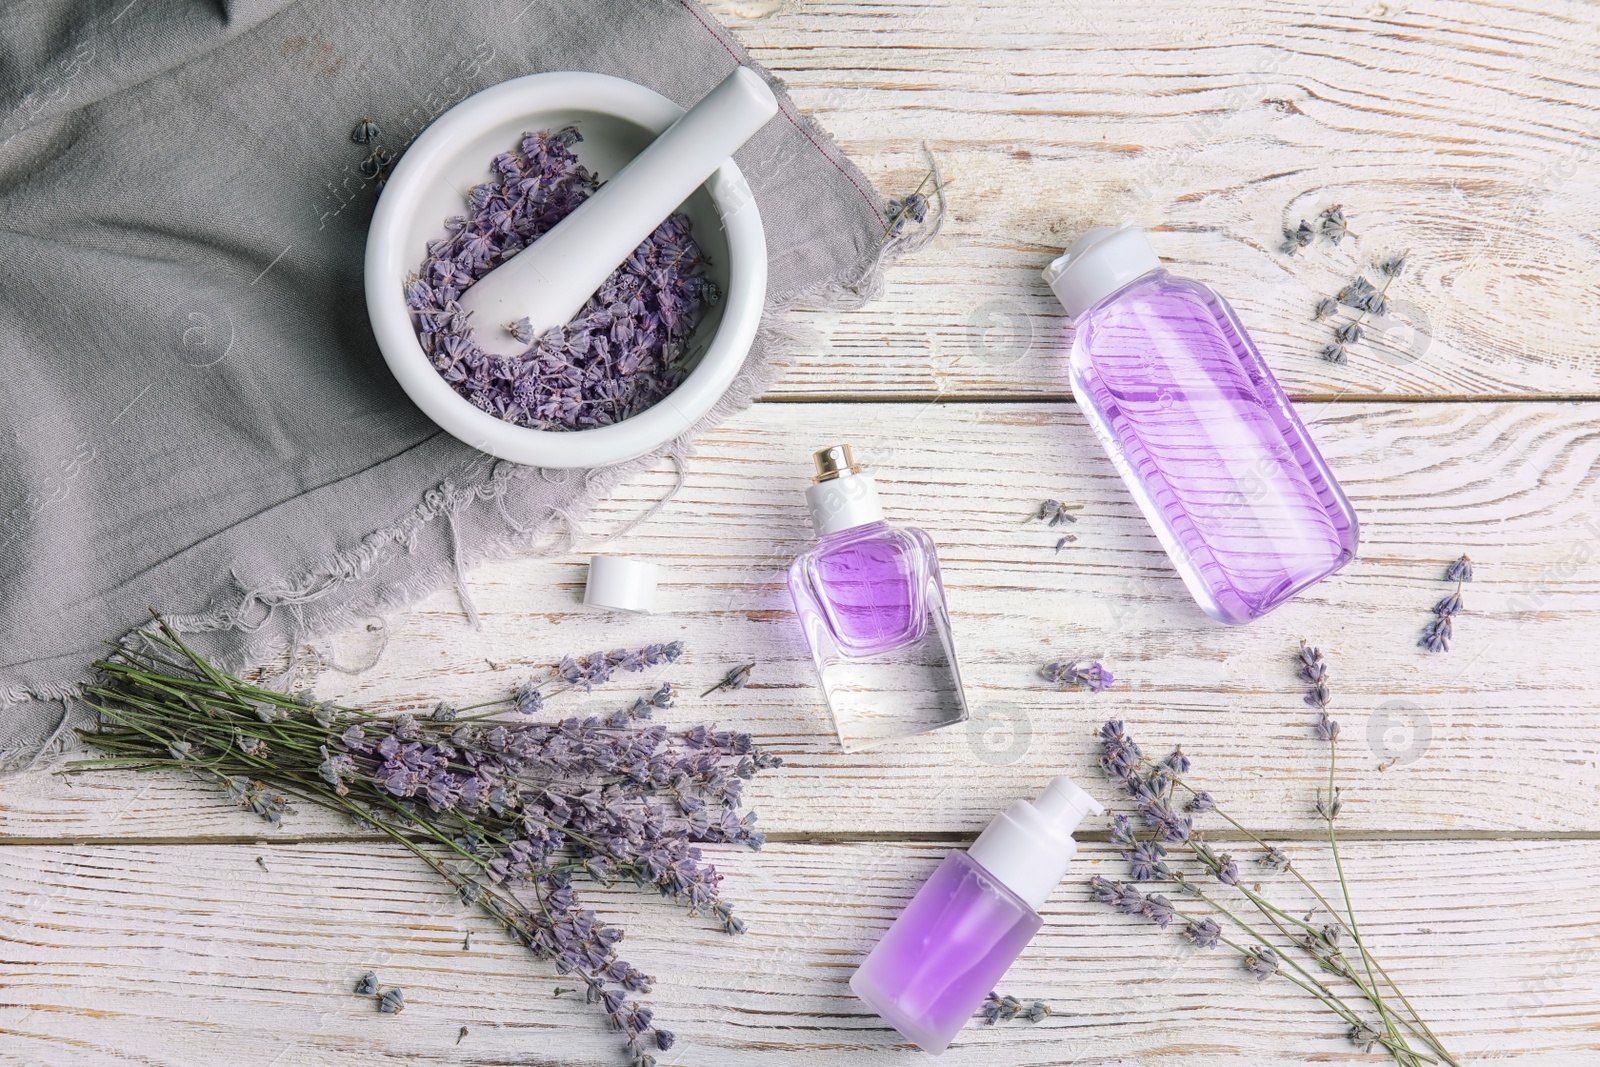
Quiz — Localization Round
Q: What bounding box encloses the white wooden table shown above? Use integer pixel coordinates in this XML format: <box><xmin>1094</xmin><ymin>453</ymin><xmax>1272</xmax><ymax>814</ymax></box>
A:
<box><xmin>5</xmin><ymin>1</ymin><xmax>1600</xmax><ymax>1063</ymax></box>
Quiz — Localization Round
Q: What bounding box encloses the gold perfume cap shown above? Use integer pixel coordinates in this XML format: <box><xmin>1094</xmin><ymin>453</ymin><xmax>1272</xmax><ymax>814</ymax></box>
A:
<box><xmin>812</xmin><ymin>444</ymin><xmax>863</xmax><ymax>483</ymax></box>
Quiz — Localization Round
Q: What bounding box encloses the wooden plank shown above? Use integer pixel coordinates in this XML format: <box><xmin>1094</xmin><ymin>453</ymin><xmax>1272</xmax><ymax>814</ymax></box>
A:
<box><xmin>4</xmin><ymin>400</ymin><xmax>1597</xmax><ymax>839</ymax></box>
<box><xmin>699</xmin><ymin>0</ymin><xmax>1600</xmax><ymax>401</ymax></box>
<box><xmin>0</xmin><ymin>838</ymin><xmax>1593</xmax><ymax>1065</ymax></box>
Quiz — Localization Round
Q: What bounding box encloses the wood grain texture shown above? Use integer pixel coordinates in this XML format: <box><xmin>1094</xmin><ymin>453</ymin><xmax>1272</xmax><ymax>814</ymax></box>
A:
<box><xmin>703</xmin><ymin>0</ymin><xmax>1600</xmax><ymax>401</ymax></box>
<box><xmin>0</xmin><ymin>838</ymin><xmax>1593</xmax><ymax>1066</ymax></box>
<box><xmin>6</xmin><ymin>400</ymin><xmax>1598</xmax><ymax>839</ymax></box>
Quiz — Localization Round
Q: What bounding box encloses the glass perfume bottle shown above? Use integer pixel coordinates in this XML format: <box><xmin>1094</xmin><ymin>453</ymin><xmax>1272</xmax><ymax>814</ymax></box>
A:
<box><xmin>850</xmin><ymin>777</ymin><xmax>1103</xmax><ymax>1055</ymax></box>
<box><xmin>1044</xmin><ymin>225</ymin><xmax>1359</xmax><ymax>624</ymax></box>
<box><xmin>786</xmin><ymin>445</ymin><xmax>968</xmax><ymax>750</ymax></box>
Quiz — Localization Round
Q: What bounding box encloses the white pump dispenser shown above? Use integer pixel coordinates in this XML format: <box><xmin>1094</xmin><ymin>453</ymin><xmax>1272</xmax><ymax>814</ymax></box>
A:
<box><xmin>968</xmin><ymin>776</ymin><xmax>1105</xmax><ymax>911</ymax></box>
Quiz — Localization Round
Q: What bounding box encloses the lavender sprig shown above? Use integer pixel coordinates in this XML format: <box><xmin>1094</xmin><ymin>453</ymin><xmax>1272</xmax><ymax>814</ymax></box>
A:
<box><xmin>1321</xmin><ymin>255</ymin><xmax>1407</xmax><ymax>364</ymax></box>
<box><xmin>73</xmin><ymin>619</ymin><xmax>779</xmax><ymax>1067</ymax></box>
<box><xmin>1420</xmin><ymin>555</ymin><xmax>1470</xmax><ymax>653</ymax></box>
<box><xmin>1093</xmin><ymin>717</ymin><xmax>1458</xmax><ymax>1067</ymax></box>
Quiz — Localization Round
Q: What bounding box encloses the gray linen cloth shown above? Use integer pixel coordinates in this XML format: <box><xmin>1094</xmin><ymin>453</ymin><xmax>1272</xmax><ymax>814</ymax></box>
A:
<box><xmin>0</xmin><ymin>0</ymin><xmax>902</xmax><ymax>762</ymax></box>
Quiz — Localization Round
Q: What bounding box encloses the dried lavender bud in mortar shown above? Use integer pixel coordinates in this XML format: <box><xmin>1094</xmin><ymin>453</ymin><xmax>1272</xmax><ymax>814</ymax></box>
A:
<box><xmin>408</xmin><ymin>128</ymin><xmax>715</xmax><ymax>431</ymax></box>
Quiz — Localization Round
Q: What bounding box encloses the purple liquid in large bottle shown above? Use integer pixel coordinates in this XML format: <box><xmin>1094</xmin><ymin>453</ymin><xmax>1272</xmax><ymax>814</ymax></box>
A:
<box><xmin>850</xmin><ymin>851</ymin><xmax>1039</xmax><ymax>1055</ymax></box>
<box><xmin>1070</xmin><ymin>270</ymin><xmax>1358</xmax><ymax>623</ymax></box>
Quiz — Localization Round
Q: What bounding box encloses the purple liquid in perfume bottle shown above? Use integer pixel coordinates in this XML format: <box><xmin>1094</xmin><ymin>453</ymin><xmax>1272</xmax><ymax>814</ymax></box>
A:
<box><xmin>850</xmin><ymin>851</ymin><xmax>1039</xmax><ymax>1056</ymax></box>
<box><xmin>804</xmin><ymin>521</ymin><xmax>924</xmax><ymax>654</ymax></box>
<box><xmin>1069</xmin><ymin>268</ymin><xmax>1358</xmax><ymax>623</ymax></box>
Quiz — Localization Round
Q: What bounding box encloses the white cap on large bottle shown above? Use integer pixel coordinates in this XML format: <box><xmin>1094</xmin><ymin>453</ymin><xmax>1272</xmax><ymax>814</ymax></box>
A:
<box><xmin>968</xmin><ymin>776</ymin><xmax>1105</xmax><ymax>912</ymax></box>
<box><xmin>1042</xmin><ymin>224</ymin><xmax>1162</xmax><ymax>317</ymax></box>
<box><xmin>804</xmin><ymin>444</ymin><xmax>886</xmax><ymax>537</ymax></box>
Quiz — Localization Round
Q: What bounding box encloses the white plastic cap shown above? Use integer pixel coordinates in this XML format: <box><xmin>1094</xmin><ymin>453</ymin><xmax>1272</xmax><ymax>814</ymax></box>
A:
<box><xmin>583</xmin><ymin>555</ymin><xmax>658</xmax><ymax>613</ymax></box>
<box><xmin>967</xmin><ymin>776</ymin><xmax>1105</xmax><ymax>912</ymax></box>
<box><xmin>1042</xmin><ymin>224</ymin><xmax>1162</xmax><ymax>317</ymax></box>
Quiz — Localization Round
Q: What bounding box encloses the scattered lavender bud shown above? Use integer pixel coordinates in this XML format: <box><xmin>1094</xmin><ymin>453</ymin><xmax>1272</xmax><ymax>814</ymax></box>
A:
<box><xmin>701</xmin><ymin>662</ymin><xmax>754</xmax><ymax>698</ymax></box>
<box><xmin>378</xmin><ymin>987</ymin><xmax>405</xmax><ymax>1014</ymax></box>
<box><xmin>1258</xmin><ymin>846</ymin><xmax>1291</xmax><ymax>873</ymax></box>
<box><xmin>1377</xmin><ymin>254</ymin><xmax>1407</xmax><ymax>279</ymax></box>
<box><xmin>1445</xmin><ymin>554</ymin><xmax>1473</xmax><ymax>583</ymax></box>
<box><xmin>1318</xmin><ymin>205</ymin><xmax>1350</xmax><ymax>244</ymax></box>
<box><xmin>1280</xmin><ymin>219</ymin><xmax>1315</xmax><ymax>255</ymax></box>
<box><xmin>1041</xmin><ymin>659</ymin><xmax>1113</xmax><ymax>693</ymax></box>
<box><xmin>359</xmin><ymin>145</ymin><xmax>393</xmax><ymax>181</ymax></box>
<box><xmin>655</xmin><ymin>1029</ymin><xmax>676</xmax><ymax>1051</ymax></box>
<box><xmin>1053</xmin><ymin>534</ymin><xmax>1077</xmax><ymax>552</ymax></box>
<box><xmin>1312</xmin><ymin>297</ymin><xmax>1338</xmax><ymax>321</ymax></box>
<box><xmin>355</xmin><ymin>971</ymin><xmax>379</xmax><ymax>996</ymax></box>
<box><xmin>351</xmin><ymin>117</ymin><xmax>381</xmax><ymax>145</ymax></box>
<box><xmin>1032</xmin><ymin>499</ymin><xmax>1083</xmax><ymax>527</ymax></box>
<box><xmin>457</xmin><ymin>1025</ymin><xmax>469</xmax><ymax>1045</ymax></box>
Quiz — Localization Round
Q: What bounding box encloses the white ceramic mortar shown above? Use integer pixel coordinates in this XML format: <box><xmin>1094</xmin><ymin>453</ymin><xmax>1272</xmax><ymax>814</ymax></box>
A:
<box><xmin>365</xmin><ymin>72</ymin><xmax>768</xmax><ymax>468</ymax></box>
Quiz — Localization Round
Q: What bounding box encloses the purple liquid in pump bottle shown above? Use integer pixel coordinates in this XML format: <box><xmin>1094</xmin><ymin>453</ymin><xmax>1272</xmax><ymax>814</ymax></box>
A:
<box><xmin>851</xmin><ymin>777</ymin><xmax>1103</xmax><ymax>1055</ymax></box>
<box><xmin>1045</xmin><ymin>225</ymin><xmax>1359</xmax><ymax>623</ymax></box>
<box><xmin>787</xmin><ymin>445</ymin><xmax>968</xmax><ymax>751</ymax></box>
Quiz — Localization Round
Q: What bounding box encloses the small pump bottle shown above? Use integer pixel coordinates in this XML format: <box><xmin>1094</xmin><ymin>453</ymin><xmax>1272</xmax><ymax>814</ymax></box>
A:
<box><xmin>1044</xmin><ymin>225</ymin><xmax>1359</xmax><ymax>624</ymax></box>
<box><xmin>850</xmin><ymin>777</ymin><xmax>1104</xmax><ymax>1055</ymax></box>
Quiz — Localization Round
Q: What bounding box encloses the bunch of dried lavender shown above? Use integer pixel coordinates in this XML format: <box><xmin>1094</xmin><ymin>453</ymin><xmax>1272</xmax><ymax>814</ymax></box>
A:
<box><xmin>1420</xmin><ymin>555</ymin><xmax>1471</xmax><ymax>653</ymax></box>
<box><xmin>72</xmin><ymin>619</ymin><xmax>779</xmax><ymax>1067</ymax></box>
<box><xmin>1089</xmin><ymin>647</ymin><xmax>1457</xmax><ymax>1066</ymax></box>
<box><xmin>406</xmin><ymin>126</ymin><xmax>716</xmax><ymax>430</ymax></box>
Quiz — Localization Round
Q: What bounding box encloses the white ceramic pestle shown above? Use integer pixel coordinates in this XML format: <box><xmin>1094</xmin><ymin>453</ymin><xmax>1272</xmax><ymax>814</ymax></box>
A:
<box><xmin>457</xmin><ymin>66</ymin><xmax>778</xmax><ymax>357</ymax></box>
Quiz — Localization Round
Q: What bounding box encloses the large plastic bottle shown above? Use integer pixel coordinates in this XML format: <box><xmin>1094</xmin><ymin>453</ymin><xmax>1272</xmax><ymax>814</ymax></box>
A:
<box><xmin>1045</xmin><ymin>225</ymin><xmax>1359</xmax><ymax>624</ymax></box>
